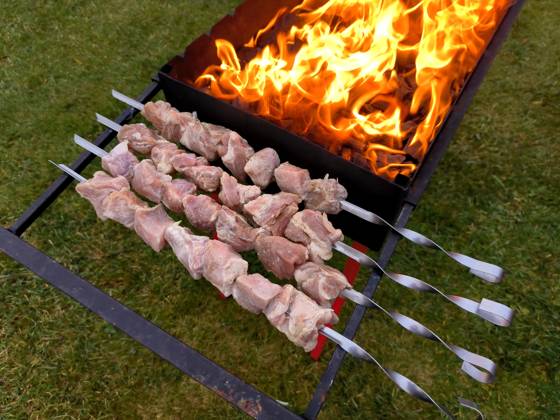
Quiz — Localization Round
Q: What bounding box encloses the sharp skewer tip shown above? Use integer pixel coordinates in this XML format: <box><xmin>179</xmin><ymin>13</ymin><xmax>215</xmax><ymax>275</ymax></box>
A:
<box><xmin>49</xmin><ymin>160</ymin><xmax>86</xmax><ymax>183</ymax></box>
<box><xmin>111</xmin><ymin>89</ymin><xmax>144</xmax><ymax>111</ymax></box>
<box><xmin>73</xmin><ymin>134</ymin><xmax>109</xmax><ymax>158</ymax></box>
<box><xmin>95</xmin><ymin>113</ymin><xmax>123</xmax><ymax>133</ymax></box>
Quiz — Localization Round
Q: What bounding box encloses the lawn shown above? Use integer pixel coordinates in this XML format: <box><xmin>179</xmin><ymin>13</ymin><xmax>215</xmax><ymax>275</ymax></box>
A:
<box><xmin>1</xmin><ymin>0</ymin><xmax>559</xmax><ymax>418</ymax></box>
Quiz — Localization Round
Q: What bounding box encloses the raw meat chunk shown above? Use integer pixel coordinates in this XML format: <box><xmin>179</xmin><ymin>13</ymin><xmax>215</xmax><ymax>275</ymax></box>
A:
<box><xmin>218</xmin><ymin>173</ymin><xmax>261</xmax><ymax>211</ymax></box>
<box><xmin>202</xmin><ymin>240</ymin><xmax>248</xmax><ymax>297</ymax></box>
<box><xmin>131</xmin><ymin>159</ymin><xmax>172</xmax><ymax>203</ymax></box>
<box><xmin>150</xmin><ymin>141</ymin><xmax>182</xmax><ymax>174</ymax></box>
<box><xmin>76</xmin><ymin>171</ymin><xmax>130</xmax><ymax>219</ymax></box>
<box><xmin>180</xmin><ymin>117</ymin><xmax>220</xmax><ymax>161</ymax></box>
<box><xmin>117</xmin><ymin>123</ymin><xmax>160</xmax><ymax>155</ymax></box>
<box><xmin>202</xmin><ymin>122</ymin><xmax>232</xmax><ymax>156</ymax></box>
<box><xmin>303</xmin><ymin>176</ymin><xmax>348</xmax><ymax>214</ymax></box>
<box><xmin>164</xmin><ymin>223</ymin><xmax>209</xmax><ymax>279</ymax></box>
<box><xmin>101</xmin><ymin>189</ymin><xmax>147</xmax><ymax>229</ymax></box>
<box><xmin>284</xmin><ymin>290</ymin><xmax>338</xmax><ymax>352</ymax></box>
<box><xmin>285</xmin><ymin>210</ymin><xmax>343</xmax><ymax>262</ymax></box>
<box><xmin>171</xmin><ymin>152</ymin><xmax>209</xmax><ymax>173</ymax></box>
<box><xmin>294</xmin><ymin>262</ymin><xmax>350</xmax><ymax>307</ymax></box>
<box><xmin>162</xmin><ymin>179</ymin><xmax>197</xmax><ymax>213</ymax></box>
<box><xmin>133</xmin><ymin>204</ymin><xmax>174</xmax><ymax>252</ymax></box>
<box><xmin>244</xmin><ymin>192</ymin><xmax>301</xmax><ymax>236</ymax></box>
<box><xmin>142</xmin><ymin>101</ymin><xmax>193</xmax><ymax>142</ymax></box>
<box><xmin>221</xmin><ymin>132</ymin><xmax>254</xmax><ymax>182</ymax></box>
<box><xmin>255</xmin><ymin>235</ymin><xmax>308</xmax><ymax>279</ymax></box>
<box><xmin>182</xmin><ymin>194</ymin><xmax>221</xmax><ymax>231</ymax></box>
<box><xmin>182</xmin><ymin>165</ymin><xmax>223</xmax><ymax>192</ymax></box>
<box><xmin>274</xmin><ymin>163</ymin><xmax>310</xmax><ymax>196</ymax></box>
<box><xmin>215</xmin><ymin>206</ymin><xmax>264</xmax><ymax>252</ymax></box>
<box><xmin>264</xmin><ymin>284</ymin><xmax>296</xmax><ymax>335</ymax></box>
<box><xmin>233</xmin><ymin>274</ymin><xmax>282</xmax><ymax>314</ymax></box>
<box><xmin>101</xmin><ymin>141</ymin><xmax>139</xmax><ymax>180</ymax></box>
<box><xmin>264</xmin><ymin>285</ymin><xmax>337</xmax><ymax>351</ymax></box>
<box><xmin>244</xmin><ymin>148</ymin><xmax>280</xmax><ymax>188</ymax></box>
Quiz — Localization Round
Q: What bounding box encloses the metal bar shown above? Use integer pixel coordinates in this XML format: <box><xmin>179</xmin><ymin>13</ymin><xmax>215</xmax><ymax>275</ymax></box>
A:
<box><xmin>7</xmin><ymin>80</ymin><xmax>161</xmax><ymax>237</ymax></box>
<box><xmin>0</xmin><ymin>227</ymin><xmax>301</xmax><ymax>420</ymax></box>
<box><xmin>304</xmin><ymin>203</ymin><xmax>414</xmax><ymax>420</ymax></box>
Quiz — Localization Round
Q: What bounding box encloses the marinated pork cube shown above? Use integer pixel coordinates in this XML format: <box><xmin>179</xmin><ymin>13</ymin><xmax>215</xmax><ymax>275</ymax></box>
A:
<box><xmin>303</xmin><ymin>176</ymin><xmax>348</xmax><ymax>214</ymax></box>
<box><xmin>182</xmin><ymin>165</ymin><xmax>223</xmax><ymax>192</ymax></box>
<box><xmin>164</xmin><ymin>223</ymin><xmax>209</xmax><ymax>279</ymax></box>
<box><xmin>244</xmin><ymin>192</ymin><xmax>301</xmax><ymax>236</ymax></box>
<box><xmin>133</xmin><ymin>204</ymin><xmax>174</xmax><ymax>252</ymax></box>
<box><xmin>215</xmin><ymin>206</ymin><xmax>264</xmax><ymax>252</ymax></box>
<box><xmin>233</xmin><ymin>274</ymin><xmax>283</xmax><ymax>314</ymax></box>
<box><xmin>265</xmin><ymin>284</ymin><xmax>337</xmax><ymax>351</ymax></box>
<box><xmin>218</xmin><ymin>173</ymin><xmax>261</xmax><ymax>211</ymax></box>
<box><xmin>294</xmin><ymin>262</ymin><xmax>350</xmax><ymax>307</ymax></box>
<box><xmin>221</xmin><ymin>132</ymin><xmax>254</xmax><ymax>182</ymax></box>
<box><xmin>76</xmin><ymin>171</ymin><xmax>130</xmax><ymax>219</ymax></box>
<box><xmin>101</xmin><ymin>189</ymin><xmax>147</xmax><ymax>229</ymax></box>
<box><xmin>285</xmin><ymin>210</ymin><xmax>343</xmax><ymax>262</ymax></box>
<box><xmin>264</xmin><ymin>284</ymin><xmax>296</xmax><ymax>336</ymax></box>
<box><xmin>180</xmin><ymin>117</ymin><xmax>220</xmax><ymax>161</ymax></box>
<box><xmin>117</xmin><ymin>123</ymin><xmax>160</xmax><ymax>155</ymax></box>
<box><xmin>284</xmin><ymin>290</ymin><xmax>338</xmax><ymax>352</ymax></box>
<box><xmin>202</xmin><ymin>240</ymin><xmax>248</xmax><ymax>297</ymax></box>
<box><xmin>150</xmin><ymin>141</ymin><xmax>182</xmax><ymax>174</ymax></box>
<box><xmin>202</xmin><ymin>122</ymin><xmax>232</xmax><ymax>156</ymax></box>
<box><xmin>244</xmin><ymin>148</ymin><xmax>280</xmax><ymax>188</ymax></box>
<box><xmin>182</xmin><ymin>194</ymin><xmax>221</xmax><ymax>231</ymax></box>
<box><xmin>162</xmin><ymin>179</ymin><xmax>197</xmax><ymax>213</ymax></box>
<box><xmin>274</xmin><ymin>162</ymin><xmax>310</xmax><ymax>196</ymax></box>
<box><xmin>255</xmin><ymin>235</ymin><xmax>308</xmax><ymax>280</ymax></box>
<box><xmin>101</xmin><ymin>141</ymin><xmax>139</xmax><ymax>181</ymax></box>
<box><xmin>131</xmin><ymin>159</ymin><xmax>172</xmax><ymax>203</ymax></box>
<box><xmin>142</xmin><ymin>100</ymin><xmax>192</xmax><ymax>142</ymax></box>
<box><xmin>171</xmin><ymin>152</ymin><xmax>209</xmax><ymax>173</ymax></box>
<box><xmin>142</xmin><ymin>100</ymin><xmax>178</xmax><ymax>133</ymax></box>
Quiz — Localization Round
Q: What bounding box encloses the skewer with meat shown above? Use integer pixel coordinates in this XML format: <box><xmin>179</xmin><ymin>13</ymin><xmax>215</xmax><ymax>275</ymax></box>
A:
<box><xmin>111</xmin><ymin>91</ymin><xmax>506</xmax><ymax>286</ymax></box>
<box><xmin>76</xmin><ymin>132</ymin><xmax>511</xmax><ymax>330</ymax></box>
<box><xmin>53</xmin><ymin>161</ymin><xmax>499</xmax><ymax>395</ymax></box>
<box><xmin>60</xmin><ymin>165</ymin><xmax>339</xmax><ymax>352</ymax></box>
<box><xmin>92</xmin><ymin>110</ymin><xmax>513</xmax><ymax>329</ymax></box>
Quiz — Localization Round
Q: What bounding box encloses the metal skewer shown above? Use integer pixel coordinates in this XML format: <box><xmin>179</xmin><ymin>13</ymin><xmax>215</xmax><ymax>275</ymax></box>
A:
<box><xmin>92</xmin><ymin>113</ymin><xmax>514</xmax><ymax>327</ymax></box>
<box><xmin>49</xmin><ymin>159</ymin><xmax>485</xmax><ymax>419</ymax></box>
<box><xmin>336</xmin><ymin>242</ymin><xmax>513</xmax><ymax>327</ymax></box>
<box><xmin>70</xmin><ymin>136</ymin><xmax>500</xmax><ymax>383</ymax></box>
<box><xmin>111</xmin><ymin>89</ymin><xmax>505</xmax><ymax>285</ymax></box>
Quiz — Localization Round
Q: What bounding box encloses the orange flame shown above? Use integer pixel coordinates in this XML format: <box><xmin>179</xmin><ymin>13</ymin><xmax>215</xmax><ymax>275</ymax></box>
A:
<box><xmin>196</xmin><ymin>0</ymin><xmax>510</xmax><ymax>181</ymax></box>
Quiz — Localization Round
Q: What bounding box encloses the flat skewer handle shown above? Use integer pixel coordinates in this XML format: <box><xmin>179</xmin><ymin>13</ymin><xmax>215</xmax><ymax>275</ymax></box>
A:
<box><xmin>335</xmin><ymin>241</ymin><xmax>514</xmax><ymax>327</ymax></box>
<box><xmin>340</xmin><ymin>289</ymin><xmax>496</xmax><ymax>384</ymax></box>
<box><xmin>340</xmin><ymin>200</ymin><xmax>504</xmax><ymax>284</ymax></box>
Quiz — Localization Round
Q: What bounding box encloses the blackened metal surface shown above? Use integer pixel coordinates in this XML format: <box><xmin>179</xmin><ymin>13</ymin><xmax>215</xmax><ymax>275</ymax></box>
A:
<box><xmin>8</xmin><ymin>81</ymin><xmax>161</xmax><ymax>237</ymax></box>
<box><xmin>304</xmin><ymin>203</ymin><xmax>414</xmax><ymax>420</ymax></box>
<box><xmin>0</xmin><ymin>227</ymin><xmax>302</xmax><ymax>420</ymax></box>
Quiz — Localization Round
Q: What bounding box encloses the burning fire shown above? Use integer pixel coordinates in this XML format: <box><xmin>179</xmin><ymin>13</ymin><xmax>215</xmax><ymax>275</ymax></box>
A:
<box><xmin>195</xmin><ymin>0</ymin><xmax>510</xmax><ymax>180</ymax></box>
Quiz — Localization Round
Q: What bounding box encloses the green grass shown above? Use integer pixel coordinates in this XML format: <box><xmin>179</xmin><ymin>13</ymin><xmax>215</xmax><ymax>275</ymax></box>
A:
<box><xmin>1</xmin><ymin>0</ymin><xmax>559</xmax><ymax>418</ymax></box>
